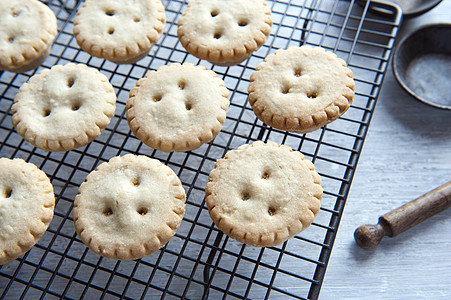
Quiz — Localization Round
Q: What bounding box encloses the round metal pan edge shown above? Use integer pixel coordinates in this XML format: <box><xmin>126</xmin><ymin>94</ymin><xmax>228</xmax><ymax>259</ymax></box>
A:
<box><xmin>393</xmin><ymin>23</ymin><xmax>451</xmax><ymax>110</ymax></box>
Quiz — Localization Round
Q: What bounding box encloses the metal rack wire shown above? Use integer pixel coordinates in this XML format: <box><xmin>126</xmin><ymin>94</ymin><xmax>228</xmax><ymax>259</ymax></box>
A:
<box><xmin>0</xmin><ymin>0</ymin><xmax>401</xmax><ymax>299</ymax></box>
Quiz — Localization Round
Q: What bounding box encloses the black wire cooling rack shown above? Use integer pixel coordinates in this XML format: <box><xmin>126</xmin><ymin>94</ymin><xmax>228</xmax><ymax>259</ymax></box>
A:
<box><xmin>0</xmin><ymin>0</ymin><xmax>401</xmax><ymax>299</ymax></box>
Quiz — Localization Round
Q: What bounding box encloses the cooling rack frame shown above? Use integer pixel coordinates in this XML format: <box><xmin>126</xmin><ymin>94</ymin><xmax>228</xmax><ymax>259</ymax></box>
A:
<box><xmin>0</xmin><ymin>0</ymin><xmax>401</xmax><ymax>299</ymax></box>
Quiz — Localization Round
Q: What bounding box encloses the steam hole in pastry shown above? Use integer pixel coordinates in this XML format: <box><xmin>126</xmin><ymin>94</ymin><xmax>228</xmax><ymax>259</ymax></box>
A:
<box><xmin>103</xmin><ymin>208</ymin><xmax>113</xmax><ymax>216</ymax></box>
<box><xmin>108</xmin><ymin>28</ymin><xmax>115</xmax><ymax>35</ymax></box>
<box><xmin>4</xmin><ymin>188</ymin><xmax>12</xmax><ymax>198</ymax></box>
<box><xmin>133</xmin><ymin>16</ymin><xmax>141</xmax><ymax>22</ymax></box>
<box><xmin>131</xmin><ymin>177</ymin><xmax>140</xmax><ymax>186</ymax></box>
<box><xmin>71</xmin><ymin>102</ymin><xmax>81</xmax><ymax>111</ymax></box>
<box><xmin>211</xmin><ymin>10</ymin><xmax>219</xmax><ymax>17</ymax></box>
<box><xmin>137</xmin><ymin>207</ymin><xmax>148</xmax><ymax>215</ymax></box>
<box><xmin>214</xmin><ymin>32</ymin><xmax>222</xmax><ymax>39</ymax></box>
<box><xmin>241</xmin><ymin>192</ymin><xmax>250</xmax><ymax>201</ymax></box>
<box><xmin>153</xmin><ymin>95</ymin><xmax>162</xmax><ymax>102</ymax></box>
<box><xmin>7</xmin><ymin>36</ymin><xmax>14</xmax><ymax>43</ymax></box>
<box><xmin>238</xmin><ymin>19</ymin><xmax>249</xmax><ymax>27</ymax></box>
<box><xmin>294</xmin><ymin>69</ymin><xmax>302</xmax><ymax>77</ymax></box>
<box><xmin>185</xmin><ymin>102</ymin><xmax>192</xmax><ymax>111</ymax></box>
<box><xmin>12</xmin><ymin>10</ymin><xmax>21</xmax><ymax>17</ymax></box>
<box><xmin>67</xmin><ymin>77</ymin><xmax>75</xmax><ymax>88</ymax></box>
<box><xmin>307</xmin><ymin>90</ymin><xmax>318</xmax><ymax>99</ymax></box>
<box><xmin>178</xmin><ymin>80</ymin><xmax>185</xmax><ymax>90</ymax></box>
<box><xmin>262</xmin><ymin>172</ymin><xmax>270</xmax><ymax>179</ymax></box>
<box><xmin>105</xmin><ymin>9</ymin><xmax>115</xmax><ymax>16</ymax></box>
<box><xmin>43</xmin><ymin>108</ymin><xmax>51</xmax><ymax>117</ymax></box>
<box><xmin>268</xmin><ymin>207</ymin><xmax>276</xmax><ymax>216</ymax></box>
<box><xmin>281</xmin><ymin>86</ymin><xmax>290</xmax><ymax>94</ymax></box>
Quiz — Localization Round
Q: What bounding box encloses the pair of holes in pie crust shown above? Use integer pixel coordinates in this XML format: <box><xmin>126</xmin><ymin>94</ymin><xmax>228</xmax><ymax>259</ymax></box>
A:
<box><xmin>241</xmin><ymin>171</ymin><xmax>271</xmax><ymax>201</ymax></box>
<box><xmin>281</xmin><ymin>81</ymin><xmax>319</xmax><ymax>100</ymax></box>
<box><xmin>105</xmin><ymin>9</ymin><xmax>115</xmax><ymax>35</ymax></box>
<box><xmin>105</xmin><ymin>9</ymin><xmax>140</xmax><ymax>35</ymax></box>
<box><xmin>281</xmin><ymin>86</ymin><xmax>319</xmax><ymax>99</ymax></box>
<box><xmin>210</xmin><ymin>9</ymin><xmax>248</xmax><ymax>26</ymax></box>
<box><xmin>152</xmin><ymin>80</ymin><xmax>193</xmax><ymax>111</ymax></box>
<box><xmin>240</xmin><ymin>171</ymin><xmax>270</xmax><ymax>200</ymax></box>
<box><xmin>42</xmin><ymin>102</ymin><xmax>82</xmax><ymax>117</ymax></box>
<box><xmin>66</xmin><ymin>76</ymin><xmax>78</xmax><ymax>109</ymax></box>
<box><xmin>42</xmin><ymin>103</ymin><xmax>81</xmax><ymax>116</ymax></box>
<box><xmin>210</xmin><ymin>10</ymin><xmax>248</xmax><ymax>40</ymax></box>
<box><xmin>103</xmin><ymin>207</ymin><xmax>149</xmax><ymax>216</ymax></box>
<box><xmin>106</xmin><ymin>9</ymin><xmax>141</xmax><ymax>21</ymax></box>
<box><xmin>152</xmin><ymin>79</ymin><xmax>186</xmax><ymax>101</ymax></box>
<box><xmin>8</xmin><ymin>10</ymin><xmax>22</xmax><ymax>43</ymax></box>
<box><xmin>152</xmin><ymin>99</ymin><xmax>192</xmax><ymax>111</ymax></box>
<box><xmin>213</xmin><ymin>24</ymin><xmax>248</xmax><ymax>40</ymax></box>
<box><xmin>240</xmin><ymin>171</ymin><xmax>275</xmax><ymax>215</ymax></box>
<box><xmin>102</xmin><ymin>177</ymin><xmax>148</xmax><ymax>216</ymax></box>
<box><xmin>240</xmin><ymin>191</ymin><xmax>278</xmax><ymax>216</ymax></box>
<box><xmin>132</xmin><ymin>176</ymin><xmax>149</xmax><ymax>216</ymax></box>
<box><xmin>287</xmin><ymin>68</ymin><xmax>319</xmax><ymax>98</ymax></box>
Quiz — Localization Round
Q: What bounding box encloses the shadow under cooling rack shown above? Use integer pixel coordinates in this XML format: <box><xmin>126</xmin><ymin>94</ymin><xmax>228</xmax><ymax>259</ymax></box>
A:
<box><xmin>0</xmin><ymin>0</ymin><xmax>400</xmax><ymax>299</ymax></box>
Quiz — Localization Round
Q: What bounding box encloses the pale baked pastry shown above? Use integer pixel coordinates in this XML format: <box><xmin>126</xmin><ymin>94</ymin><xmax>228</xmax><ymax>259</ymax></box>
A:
<box><xmin>205</xmin><ymin>141</ymin><xmax>323</xmax><ymax>247</ymax></box>
<box><xmin>73</xmin><ymin>0</ymin><xmax>166</xmax><ymax>64</ymax></box>
<box><xmin>73</xmin><ymin>154</ymin><xmax>186</xmax><ymax>260</ymax></box>
<box><xmin>177</xmin><ymin>0</ymin><xmax>272</xmax><ymax>66</ymax></box>
<box><xmin>0</xmin><ymin>0</ymin><xmax>57</xmax><ymax>73</ymax></box>
<box><xmin>0</xmin><ymin>158</ymin><xmax>55</xmax><ymax>265</ymax></box>
<box><xmin>11</xmin><ymin>63</ymin><xmax>117</xmax><ymax>151</ymax></box>
<box><xmin>126</xmin><ymin>63</ymin><xmax>230</xmax><ymax>152</ymax></box>
<box><xmin>248</xmin><ymin>46</ymin><xmax>355</xmax><ymax>133</ymax></box>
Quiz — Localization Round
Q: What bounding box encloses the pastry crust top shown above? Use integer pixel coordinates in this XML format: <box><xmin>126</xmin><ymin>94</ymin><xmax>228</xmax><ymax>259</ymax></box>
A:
<box><xmin>248</xmin><ymin>46</ymin><xmax>355</xmax><ymax>133</ymax></box>
<box><xmin>73</xmin><ymin>154</ymin><xmax>186</xmax><ymax>260</ymax></box>
<box><xmin>126</xmin><ymin>63</ymin><xmax>229</xmax><ymax>152</ymax></box>
<box><xmin>0</xmin><ymin>158</ymin><xmax>55</xmax><ymax>265</ymax></box>
<box><xmin>0</xmin><ymin>0</ymin><xmax>57</xmax><ymax>71</ymax></box>
<box><xmin>73</xmin><ymin>0</ymin><xmax>165</xmax><ymax>63</ymax></box>
<box><xmin>178</xmin><ymin>0</ymin><xmax>272</xmax><ymax>65</ymax></box>
<box><xmin>11</xmin><ymin>63</ymin><xmax>117</xmax><ymax>151</ymax></box>
<box><xmin>205</xmin><ymin>141</ymin><xmax>322</xmax><ymax>247</ymax></box>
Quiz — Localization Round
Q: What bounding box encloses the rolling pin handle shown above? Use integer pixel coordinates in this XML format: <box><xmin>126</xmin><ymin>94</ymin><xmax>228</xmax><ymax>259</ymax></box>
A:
<box><xmin>354</xmin><ymin>218</ymin><xmax>391</xmax><ymax>250</ymax></box>
<box><xmin>354</xmin><ymin>181</ymin><xmax>451</xmax><ymax>250</ymax></box>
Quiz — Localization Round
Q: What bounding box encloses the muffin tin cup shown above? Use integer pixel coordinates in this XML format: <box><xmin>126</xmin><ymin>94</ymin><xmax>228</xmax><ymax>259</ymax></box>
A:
<box><xmin>393</xmin><ymin>23</ymin><xmax>451</xmax><ymax>110</ymax></box>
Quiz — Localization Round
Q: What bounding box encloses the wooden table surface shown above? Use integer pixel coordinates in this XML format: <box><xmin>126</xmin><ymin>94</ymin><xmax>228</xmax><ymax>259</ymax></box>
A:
<box><xmin>321</xmin><ymin>1</ymin><xmax>451</xmax><ymax>299</ymax></box>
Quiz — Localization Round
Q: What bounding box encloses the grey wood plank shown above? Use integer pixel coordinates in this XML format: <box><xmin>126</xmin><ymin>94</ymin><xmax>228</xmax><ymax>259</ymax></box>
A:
<box><xmin>322</xmin><ymin>1</ymin><xmax>451</xmax><ymax>299</ymax></box>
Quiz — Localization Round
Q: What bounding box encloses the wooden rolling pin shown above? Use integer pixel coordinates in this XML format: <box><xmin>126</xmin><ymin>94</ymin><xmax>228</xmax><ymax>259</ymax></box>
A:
<box><xmin>354</xmin><ymin>181</ymin><xmax>451</xmax><ymax>250</ymax></box>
